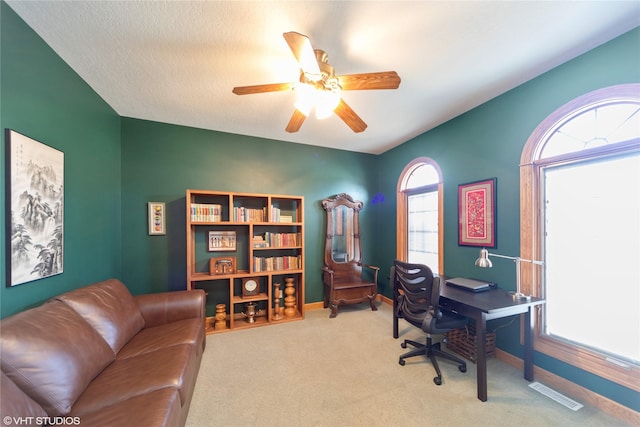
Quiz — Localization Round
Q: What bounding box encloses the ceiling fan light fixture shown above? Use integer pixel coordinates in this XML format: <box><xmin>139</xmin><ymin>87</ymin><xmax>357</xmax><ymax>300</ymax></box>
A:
<box><xmin>294</xmin><ymin>82</ymin><xmax>340</xmax><ymax>120</ymax></box>
<box><xmin>294</xmin><ymin>83</ymin><xmax>316</xmax><ymax>116</ymax></box>
<box><xmin>234</xmin><ymin>32</ymin><xmax>400</xmax><ymax>133</ymax></box>
<box><xmin>314</xmin><ymin>88</ymin><xmax>341</xmax><ymax>119</ymax></box>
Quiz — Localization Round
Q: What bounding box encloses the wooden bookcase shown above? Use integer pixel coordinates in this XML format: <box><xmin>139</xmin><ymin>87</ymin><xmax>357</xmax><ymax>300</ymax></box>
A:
<box><xmin>186</xmin><ymin>189</ymin><xmax>304</xmax><ymax>333</ymax></box>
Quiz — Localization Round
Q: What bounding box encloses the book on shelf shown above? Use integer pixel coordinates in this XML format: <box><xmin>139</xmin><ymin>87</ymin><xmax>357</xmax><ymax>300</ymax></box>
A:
<box><xmin>233</xmin><ymin>206</ymin><xmax>266</xmax><ymax>222</ymax></box>
<box><xmin>252</xmin><ymin>255</ymin><xmax>302</xmax><ymax>272</ymax></box>
<box><xmin>270</xmin><ymin>204</ymin><xmax>280</xmax><ymax>222</ymax></box>
<box><xmin>258</xmin><ymin>232</ymin><xmax>301</xmax><ymax>247</ymax></box>
<box><xmin>252</xmin><ymin>235</ymin><xmax>268</xmax><ymax>248</ymax></box>
<box><xmin>269</xmin><ymin>205</ymin><xmax>297</xmax><ymax>223</ymax></box>
<box><xmin>190</xmin><ymin>203</ymin><xmax>221</xmax><ymax>222</ymax></box>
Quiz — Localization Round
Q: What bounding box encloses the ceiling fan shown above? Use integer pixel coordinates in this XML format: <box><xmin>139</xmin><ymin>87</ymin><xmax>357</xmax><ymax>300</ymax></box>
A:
<box><xmin>232</xmin><ymin>31</ymin><xmax>401</xmax><ymax>133</ymax></box>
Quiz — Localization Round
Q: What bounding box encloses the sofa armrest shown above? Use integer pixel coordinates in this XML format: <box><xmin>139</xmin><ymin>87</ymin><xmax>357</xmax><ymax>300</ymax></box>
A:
<box><xmin>1</xmin><ymin>372</ymin><xmax>48</xmax><ymax>420</ymax></box>
<box><xmin>135</xmin><ymin>289</ymin><xmax>206</xmax><ymax>328</ymax></box>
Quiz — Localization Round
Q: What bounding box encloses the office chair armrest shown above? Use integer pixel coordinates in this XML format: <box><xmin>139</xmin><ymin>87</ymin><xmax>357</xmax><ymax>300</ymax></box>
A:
<box><xmin>395</xmin><ymin>294</ymin><xmax>405</xmax><ymax>315</ymax></box>
<box><xmin>421</xmin><ymin>305</ymin><xmax>442</xmax><ymax>331</ymax></box>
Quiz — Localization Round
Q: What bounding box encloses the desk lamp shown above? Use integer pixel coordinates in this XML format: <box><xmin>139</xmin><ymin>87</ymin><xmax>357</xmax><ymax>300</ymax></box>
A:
<box><xmin>475</xmin><ymin>248</ymin><xmax>543</xmax><ymax>301</ymax></box>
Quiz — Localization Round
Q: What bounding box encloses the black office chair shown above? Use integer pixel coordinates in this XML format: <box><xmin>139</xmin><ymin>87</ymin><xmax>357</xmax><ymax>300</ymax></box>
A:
<box><xmin>392</xmin><ymin>260</ymin><xmax>467</xmax><ymax>385</ymax></box>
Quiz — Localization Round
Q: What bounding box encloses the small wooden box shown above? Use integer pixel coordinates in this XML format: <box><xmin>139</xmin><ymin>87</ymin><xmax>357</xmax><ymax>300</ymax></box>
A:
<box><xmin>209</xmin><ymin>256</ymin><xmax>236</xmax><ymax>275</ymax></box>
<box><xmin>446</xmin><ymin>324</ymin><xmax>496</xmax><ymax>363</ymax></box>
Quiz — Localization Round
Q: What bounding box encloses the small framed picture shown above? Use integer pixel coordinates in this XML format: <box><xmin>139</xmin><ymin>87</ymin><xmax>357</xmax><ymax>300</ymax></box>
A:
<box><xmin>458</xmin><ymin>178</ymin><xmax>496</xmax><ymax>247</ymax></box>
<box><xmin>148</xmin><ymin>202</ymin><xmax>166</xmax><ymax>235</ymax></box>
<box><xmin>208</xmin><ymin>230</ymin><xmax>236</xmax><ymax>251</ymax></box>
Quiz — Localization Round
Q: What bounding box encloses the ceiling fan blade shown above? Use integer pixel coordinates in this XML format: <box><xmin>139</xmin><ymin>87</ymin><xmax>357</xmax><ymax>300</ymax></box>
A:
<box><xmin>232</xmin><ymin>82</ymin><xmax>296</xmax><ymax>95</ymax></box>
<box><xmin>338</xmin><ymin>71</ymin><xmax>401</xmax><ymax>91</ymax></box>
<box><xmin>283</xmin><ymin>32</ymin><xmax>321</xmax><ymax>77</ymax></box>
<box><xmin>334</xmin><ymin>99</ymin><xmax>367</xmax><ymax>133</ymax></box>
<box><xmin>285</xmin><ymin>109</ymin><xmax>307</xmax><ymax>133</ymax></box>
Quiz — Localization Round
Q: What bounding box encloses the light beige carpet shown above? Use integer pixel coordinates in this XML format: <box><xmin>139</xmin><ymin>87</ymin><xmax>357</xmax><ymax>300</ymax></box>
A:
<box><xmin>186</xmin><ymin>303</ymin><xmax>631</xmax><ymax>427</ymax></box>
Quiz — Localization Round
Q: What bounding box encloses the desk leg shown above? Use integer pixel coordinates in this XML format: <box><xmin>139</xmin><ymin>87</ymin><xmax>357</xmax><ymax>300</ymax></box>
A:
<box><xmin>393</xmin><ymin>313</ymin><xmax>399</xmax><ymax>339</ymax></box>
<box><xmin>476</xmin><ymin>313</ymin><xmax>488</xmax><ymax>402</ymax></box>
<box><xmin>523</xmin><ymin>307</ymin><xmax>534</xmax><ymax>381</ymax></box>
<box><xmin>393</xmin><ymin>297</ymin><xmax>399</xmax><ymax>339</ymax></box>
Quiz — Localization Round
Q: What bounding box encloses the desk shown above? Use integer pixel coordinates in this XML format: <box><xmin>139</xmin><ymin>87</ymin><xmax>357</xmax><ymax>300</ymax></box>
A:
<box><xmin>440</xmin><ymin>285</ymin><xmax>545</xmax><ymax>401</ymax></box>
<box><xmin>393</xmin><ymin>283</ymin><xmax>545</xmax><ymax>402</ymax></box>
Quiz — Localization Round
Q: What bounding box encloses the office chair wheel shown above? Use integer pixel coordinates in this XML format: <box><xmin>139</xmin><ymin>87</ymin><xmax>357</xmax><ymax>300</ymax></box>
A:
<box><xmin>399</xmin><ymin>358</ymin><xmax>406</xmax><ymax>366</ymax></box>
<box><xmin>459</xmin><ymin>364</ymin><xmax>467</xmax><ymax>373</ymax></box>
<box><xmin>433</xmin><ymin>376</ymin><xmax>442</xmax><ymax>386</ymax></box>
<box><xmin>401</xmin><ymin>342</ymin><xmax>407</xmax><ymax>349</ymax></box>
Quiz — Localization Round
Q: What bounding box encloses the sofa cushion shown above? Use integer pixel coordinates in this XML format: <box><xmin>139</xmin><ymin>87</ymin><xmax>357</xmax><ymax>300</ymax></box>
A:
<box><xmin>0</xmin><ymin>301</ymin><xmax>114</xmax><ymax>416</ymax></box>
<box><xmin>0</xmin><ymin>371</ymin><xmax>47</xmax><ymax>420</ymax></box>
<box><xmin>71</xmin><ymin>388</ymin><xmax>182</xmax><ymax>427</ymax></box>
<box><xmin>55</xmin><ymin>278</ymin><xmax>145</xmax><ymax>353</ymax></box>
<box><xmin>70</xmin><ymin>344</ymin><xmax>200</xmax><ymax>416</ymax></box>
<box><xmin>117</xmin><ymin>318</ymin><xmax>205</xmax><ymax>360</ymax></box>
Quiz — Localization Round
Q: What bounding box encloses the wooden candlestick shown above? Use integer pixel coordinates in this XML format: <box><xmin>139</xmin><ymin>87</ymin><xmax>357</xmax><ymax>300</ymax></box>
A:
<box><xmin>284</xmin><ymin>277</ymin><xmax>296</xmax><ymax>317</ymax></box>
<box><xmin>273</xmin><ymin>282</ymin><xmax>283</xmax><ymax>320</ymax></box>
<box><xmin>214</xmin><ymin>303</ymin><xmax>227</xmax><ymax>330</ymax></box>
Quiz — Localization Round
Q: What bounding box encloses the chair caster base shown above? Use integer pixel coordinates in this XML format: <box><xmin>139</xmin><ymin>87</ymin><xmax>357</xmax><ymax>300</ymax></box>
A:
<box><xmin>459</xmin><ymin>364</ymin><xmax>467</xmax><ymax>373</ymax></box>
<box><xmin>433</xmin><ymin>376</ymin><xmax>442</xmax><ymax>385</ymax></box>
<box><xmin>399</xmin><ymin>358</ymin><xmax>406</xmax><ymax>366</ymax></box>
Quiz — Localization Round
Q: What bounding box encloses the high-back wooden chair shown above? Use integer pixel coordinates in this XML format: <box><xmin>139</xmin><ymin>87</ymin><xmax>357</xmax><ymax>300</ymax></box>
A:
<box><xmin>321</xmin><ymin>193</ymin><xmax>379</xmax><ymax>318</ymax></box>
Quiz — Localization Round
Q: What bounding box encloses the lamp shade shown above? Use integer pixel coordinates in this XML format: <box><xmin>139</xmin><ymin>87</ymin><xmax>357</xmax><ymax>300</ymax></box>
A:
<box><xmin>315</xmin><ymin>89</ymin><xmax>340</xmax><ymax>119</ymax></box>
<box><xmin>294</xmin><ymin>83</ymin><xmax>316</xmax><ymax>117</ymax></box>
<box><xmin>475</xmin><ymin>248</ymin><xmax>493</xmax><ymax>268</ymax></box>
<box><xmin>294</xmin><ymin>83</ymin><xmax>340</xmax><ymax>119</ymax></box>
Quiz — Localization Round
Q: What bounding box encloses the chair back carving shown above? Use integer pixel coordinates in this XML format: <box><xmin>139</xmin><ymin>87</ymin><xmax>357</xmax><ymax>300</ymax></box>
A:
<box><xmin>322</xmin><ymin>193</ymin><xmax>362</xmax><ymax>268</ymax></box>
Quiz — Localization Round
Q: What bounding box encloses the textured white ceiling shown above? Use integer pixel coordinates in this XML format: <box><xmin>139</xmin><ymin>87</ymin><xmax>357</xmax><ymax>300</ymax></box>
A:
<box><xmin>6</xmin><ymin>1</ymin><xmax>640</xmax><ymax>154</ymax></box>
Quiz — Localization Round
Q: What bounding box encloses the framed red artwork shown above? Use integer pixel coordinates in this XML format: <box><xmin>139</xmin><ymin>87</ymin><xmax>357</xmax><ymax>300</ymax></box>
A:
<box><xmin>458</xmin><ymin>178</ymin><xmax>496</xmax><ymax>247</ymax></box>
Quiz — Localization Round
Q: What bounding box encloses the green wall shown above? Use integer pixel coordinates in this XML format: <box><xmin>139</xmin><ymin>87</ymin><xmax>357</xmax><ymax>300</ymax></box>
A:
<box><xmin>374</xmin><ymin>27</ymin><xmax>640</xmax><ymax>411</ymax></box>
<box><xmin>0</xmin><ymin>2</ymin><xmax>122</xmax><ymax>317</ymax></box>
<box><xmin>0</xmin><ymin>0</ymin><xmax>377</xmax><ymax>313</ymax></box>
<box><xmin>120</xmin><ymin>118</ymin><xmax>377</xmax><ymax>301</ymax></box>
<box><xmin>1</xmin><ymin>0</ymin><xmax>638</xmax><ymax>413</ymax></box>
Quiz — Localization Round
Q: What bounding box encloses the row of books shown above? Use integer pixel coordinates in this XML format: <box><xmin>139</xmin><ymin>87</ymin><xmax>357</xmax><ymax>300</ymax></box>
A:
<box><xmin>190</xmin><ymin>204</ymin><xmax>222</xmax><ymax>222</ymax></box>
<box><xmin>252</xmin><ymin>255</ymin><xmax>302</xmax><ymax>272</ymax></box>
<box><xmin>252</xmin><ymin>232</ymin><xmax>301</xmax><ymax>248</ymax></box>
<box><xmin>233</xmin><ymin>207</ymin><xmax>266</xmax><ymax>222</ymax></box>
<box><xmin>190</xmin><ymin>203</ymin><xmax>296</xmax><ymax>223</ymax></box>
<box><xmin>270</xmin><ymin>206</ymin><xmax>294</xmax><ymax>223</ymax></box>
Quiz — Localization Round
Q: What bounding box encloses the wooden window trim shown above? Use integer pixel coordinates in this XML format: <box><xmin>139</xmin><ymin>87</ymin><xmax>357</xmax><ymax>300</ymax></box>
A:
<box><xmin>396</xmin><ymin>158</ymin><xmax>443</xmax><ymax>272</ymax></box>
<box><xmin>520</xmin><ymin>84</ymin><xmax>640</xmax><ymax>392</ymax></box>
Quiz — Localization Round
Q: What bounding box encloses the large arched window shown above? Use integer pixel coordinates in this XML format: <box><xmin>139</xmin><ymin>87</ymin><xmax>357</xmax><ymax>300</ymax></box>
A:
<box><xmin>520</xmin><ymin>84</ymin><xmax>639</xmax><ymax>392</ymax></box>
<box><xmin>397</xmin><ymin>158</ymin><xmax>443</xmax><ymax>274</ymax></box>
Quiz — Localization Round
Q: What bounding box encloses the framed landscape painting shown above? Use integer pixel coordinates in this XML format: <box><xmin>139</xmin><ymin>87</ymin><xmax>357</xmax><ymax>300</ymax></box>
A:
<box><xmin>5</xmin><ymin>130</ymin><xmax>64</xmax><ymax>286</ymax></box>
<box><xmin>458</xmin><ymin>178</ymin><xmax>496</xmax><ymax>248</ymax></box>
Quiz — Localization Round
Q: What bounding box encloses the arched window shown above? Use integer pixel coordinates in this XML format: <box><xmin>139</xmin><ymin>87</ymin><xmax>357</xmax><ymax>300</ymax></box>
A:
<box><xmin>520</xmin><ymin>84</ymin><xmax>639</xmax><ymax>391</ymax></box>
<box><xmin>397</xmin><ymin>158</ymin><xmax>443</xmax><ymax>274</ymax></box>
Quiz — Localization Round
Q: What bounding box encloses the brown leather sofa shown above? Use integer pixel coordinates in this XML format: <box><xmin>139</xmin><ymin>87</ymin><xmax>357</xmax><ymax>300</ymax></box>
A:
<box><xmin>1</xmin><ymin>279</ymin><xmax>206</xmax><ymax>427</ymax></box>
